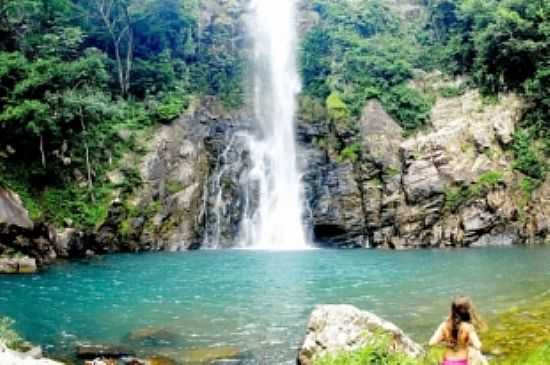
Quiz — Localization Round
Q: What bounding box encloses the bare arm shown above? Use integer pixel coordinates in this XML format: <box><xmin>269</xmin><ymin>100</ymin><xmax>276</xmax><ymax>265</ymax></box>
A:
<box><xmin>429</xmin><ymin>322</ymin><xmax>446</xmax><ymax>346</ymax></box>
<box><xmin>468</xmin><ymin>325</ymin><xmax>482</xmax><ymax>350</ymax></box>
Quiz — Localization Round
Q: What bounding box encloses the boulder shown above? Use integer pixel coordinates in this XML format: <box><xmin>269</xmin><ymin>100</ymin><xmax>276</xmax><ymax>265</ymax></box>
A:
<box><xmin>297</xmin><ymin>305</ymin><xmax>424</xmax><ymax>365</ymax></box>
<box><xmin>402</xmin><ymin>159</ymin><xmax>445</xmax><ymax>203</ymax></box>
<box><xmin>0</xmin><ymin>188</ymin><xmax>33</xmax><ymax>229</ymax></box>
<box><xmin>0</xmin><ymin>256</ymin><xmax>37</xmax><ymax>274</ymax></box>
<box><xmin>470</xmin><ymin>232</ymin><xmax>518</xmax><ymax>247</ymax></box>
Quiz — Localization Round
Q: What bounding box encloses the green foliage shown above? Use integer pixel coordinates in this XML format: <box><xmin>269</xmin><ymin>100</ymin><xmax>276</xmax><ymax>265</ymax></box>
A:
<box><xmin>495</xmin><ymin>343</ymin><xmax>550</xmax><ymax>365</ymax></box>
<box><xmin>0</xmin><ymin>317</ymin><xmax>24</xmax><ymax>350</ymax></box>
<box><xmin>314</xmin><ymin>333</ymin><xmax>420</xmax><ymax>365</ymax></box>
<box><xmin>326</xmin><ymin>92</ymin><xmax>350</xmax><ymax>121</ymax></box>
<box><xmin>512</xmin><ymin>130</ymin><xmax>546</xmax><ymax>180</ymax></box>
<box><xmin>300</xmin><ymin>0</ymin><xmax>433</xmax><ymax>132</ymax></box>
<box><xmin>0</xmin><ymin>0</ymin><xmax>246</xmax><ymax>228</ymax></box>
<box><xmin>445</xmin><ymin>170</ymin><xmax>504</xmax><ymax>211</ymax></box>
<box><xmin>519</xmin><ymin>177</ymin><xmax>541</xmax><ymax>196</ymax></box>
<box><xmin>153</xmin><ymin>93</ymin><xmax>187</xmax><ymax>123</ymax></box>
<box><xmin>339</xmin><ymin>143</ymin><xmax>361</xmax><ymax>163</ymax></box>
<box><xmin>476</xmin><ymin>170</ymin><xmax>505</xmax><ymax>190</ymax></box>
<box><xmin>445</xmin><ymin>186</ymin><xmax>471</xmax><ymax>212</ymax></box>
<box><xmin>380</xmin><ymin>85</ymin><xmax>434</xmax><ymax>133</ymax></box>
<box><xmin>426</xmin><ymin>0</ymin><xmax>550</xmax><ymax>173</ymax></box>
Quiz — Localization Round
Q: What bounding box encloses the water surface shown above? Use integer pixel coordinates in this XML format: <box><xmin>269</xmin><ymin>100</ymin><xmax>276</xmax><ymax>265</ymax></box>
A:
<box><xmin>1</xmin><ymin>247</ymin><xmax>550</xmax><ymax>363</ymax></box>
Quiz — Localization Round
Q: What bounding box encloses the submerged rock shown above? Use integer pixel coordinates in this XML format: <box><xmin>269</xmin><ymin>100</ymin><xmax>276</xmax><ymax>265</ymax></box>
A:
<box><xmin>179</xmin><ymin>346</ymin><xmax>241</xmax><ymax>364</ymax></box>
<box><xmin>297</xmin><ymin>305</ymin><xmax>424</xmax><ymax>365</ymax></box>
<box><xmin>76</xmin><ymin>345</ymin><xmax>134</xmax><ymax>359</ymax></box>
<box><xmin>126</xmin><ymin>327</ymin><xmax>181</xmax><ymax>346</ymax></box>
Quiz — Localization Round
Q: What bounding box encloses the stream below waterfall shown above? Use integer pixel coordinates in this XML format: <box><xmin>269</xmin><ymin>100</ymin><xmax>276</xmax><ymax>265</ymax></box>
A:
<box><xmin>1</xmin><ymin>247</ymin><xmax>550</xmax><ymax>363</ymax></box>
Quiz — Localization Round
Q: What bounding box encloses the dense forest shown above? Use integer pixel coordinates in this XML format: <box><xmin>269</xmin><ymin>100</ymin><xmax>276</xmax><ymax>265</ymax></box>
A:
<box><xmin>0</xmin><ymin>0</ymin><xmax>548</xmax><ymax>229</ymax></box>
<box><xmin>0</xmin><ymin>0</ymin><xmax>243</xmax><ymax>227</ymax></box>
<box><xmin>300</xmin><ymin>0</ymin><xmax>548</xmax><ymax>184</ymax></box>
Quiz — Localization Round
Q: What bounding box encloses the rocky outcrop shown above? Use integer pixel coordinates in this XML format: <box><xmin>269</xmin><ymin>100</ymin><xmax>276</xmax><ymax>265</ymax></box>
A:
<box><xmin>0</xmin><ymin>343</ymin><xmax>63</xmax><ymax>365</ymax></box>
<box><xmin>0</xmin><ymin>188</ymin><xmax>33</xmax><ymax>229</ymax></box>
<box><xmin>297</xmin><ymin>305</ymin><xmax>424</xmax><ymax>365</ymax></box>
<box><xmin>300</xmin><ymin>80</ymin><xmax>548</xmax><ymax>248</ymax></box>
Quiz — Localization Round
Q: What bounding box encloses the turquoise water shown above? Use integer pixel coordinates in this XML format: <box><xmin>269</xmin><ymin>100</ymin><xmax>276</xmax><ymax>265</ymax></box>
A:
<box><xmin>1</xmin><ymin>247</ymin><xmax>550</xmax><ymax>364</ymax></box>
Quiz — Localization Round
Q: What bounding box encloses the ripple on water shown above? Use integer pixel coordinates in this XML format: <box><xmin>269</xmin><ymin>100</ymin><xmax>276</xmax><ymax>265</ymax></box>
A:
<box><xmin>0</xmin><ymin>248</ymin><xmax>550</xmax><ymax>363</ymax></box>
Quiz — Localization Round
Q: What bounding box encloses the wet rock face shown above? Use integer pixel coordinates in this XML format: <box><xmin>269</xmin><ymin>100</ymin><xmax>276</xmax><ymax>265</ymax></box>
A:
<box><xmin>201</xmin><ymin>123</ymin><xmax>253</xmax><ymax>248</ymax></box>
<box><xmin>297</xmin><ymin>305</ymin><xmax>424</xmax><ymax>365</ymax></box>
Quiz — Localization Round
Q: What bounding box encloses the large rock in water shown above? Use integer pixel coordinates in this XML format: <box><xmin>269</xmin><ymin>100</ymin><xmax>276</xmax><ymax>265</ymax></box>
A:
<box><xmin>0</xmin><ymin>256</ymin><xmax>37</xmax><ymax>274</ymax></box>
<box><xmin>0</xmin><ymin>188</ymin><xmax>33</xmax><ymax>229</ymax></box>
<box><xmin>297</xmin><ymin>305</ymin><xmax>424</xmax><ymax>365</ymax></box>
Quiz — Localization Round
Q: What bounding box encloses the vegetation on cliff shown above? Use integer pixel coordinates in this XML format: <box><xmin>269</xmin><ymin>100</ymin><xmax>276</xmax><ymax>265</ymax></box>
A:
<box><xmin>425</xmin><ymin>0</ymin><xmax>549</xmax><ymax>188</ymax></box>
<box><xmin>0</xmin><ymin>0</ymin><xmax>243</xmax><ymax>228</ymax></box>
<box><xmin>0</xmin><ymin>0</ymin><xmax>548</xmax><ymax>231</ymax></box>
<box><xmin>300</xmin><ymin>0</ymin><xmax>434</xmax><ymax>132</ymax></box>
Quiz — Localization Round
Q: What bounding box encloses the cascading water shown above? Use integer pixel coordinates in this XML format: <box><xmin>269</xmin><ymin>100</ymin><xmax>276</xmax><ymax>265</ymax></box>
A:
<box><xmin>239</xmin><ymin>0</ymin><xmax>308</xmax><ymax>249</ymax></box>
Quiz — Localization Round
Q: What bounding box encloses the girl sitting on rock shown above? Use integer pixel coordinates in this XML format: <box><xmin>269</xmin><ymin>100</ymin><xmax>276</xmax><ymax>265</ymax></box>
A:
<box><xmin>429</xmin><ymin>296</ymin><xmax>488</xmax><ymax>365</ymax></box>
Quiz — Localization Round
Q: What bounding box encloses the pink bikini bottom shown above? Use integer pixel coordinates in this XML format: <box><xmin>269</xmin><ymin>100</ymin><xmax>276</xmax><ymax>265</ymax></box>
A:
<box><xmin>442</xmin><ymin>360</ymin><xmax>468</xmax><ymax>365</ymax></box>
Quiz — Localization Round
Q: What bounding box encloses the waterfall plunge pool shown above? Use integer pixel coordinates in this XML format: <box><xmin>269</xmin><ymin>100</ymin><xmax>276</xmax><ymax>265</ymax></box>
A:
<box><xmin>1</xmin><ymin>247</ymin><xmax>550</xmax><ymax>363</ymax></box>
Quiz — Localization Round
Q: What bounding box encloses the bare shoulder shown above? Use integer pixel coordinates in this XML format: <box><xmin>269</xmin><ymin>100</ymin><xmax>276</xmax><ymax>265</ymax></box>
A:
<box><xmin>460</xmin><ymin>322</ymin><xmax>476</xmax><ymax>332</ymax></box>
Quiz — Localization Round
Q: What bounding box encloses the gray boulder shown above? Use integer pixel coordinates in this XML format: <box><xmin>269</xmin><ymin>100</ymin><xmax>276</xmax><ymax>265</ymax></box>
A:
<box><xmin>0</xmin><ymin>256</ymin><xmax>37</xmax><ymax>274</ymax></box>
<box><xmin>297</xmin><ymin>305</ymin><xmax>424</xmax><ymax>365</ymax></box>
<box><xmin>0</xmin><ymin>188</ymin><xmax>33</xmax><ymax>229</ymax></box>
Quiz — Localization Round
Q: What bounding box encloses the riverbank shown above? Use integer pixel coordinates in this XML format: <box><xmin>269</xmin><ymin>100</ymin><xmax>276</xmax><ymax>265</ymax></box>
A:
<box><xmin>309</xmin><ymin>291</ymin><xmax>550</xmax><ymax>365</ymax></box>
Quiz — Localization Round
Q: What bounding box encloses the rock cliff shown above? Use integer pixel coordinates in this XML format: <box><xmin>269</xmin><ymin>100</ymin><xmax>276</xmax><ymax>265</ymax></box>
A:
<box><xmin>300</xmin><ymin>85</ymin><xmax>548</xmax><ymax>248</ymax></box>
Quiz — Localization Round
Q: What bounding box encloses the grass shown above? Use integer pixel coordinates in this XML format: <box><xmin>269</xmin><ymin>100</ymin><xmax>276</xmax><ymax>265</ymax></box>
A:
<box><xmin>314</xmin><ymin>333</ymin><xmax>434</xmax><ymax>365</ymax></box>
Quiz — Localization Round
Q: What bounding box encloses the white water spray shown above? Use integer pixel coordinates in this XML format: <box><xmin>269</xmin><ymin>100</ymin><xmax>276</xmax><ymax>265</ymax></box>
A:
<box><xmin>240</xmin><ymin>0</ymin><xmax>308</xmax><ymax>249</ymax></box>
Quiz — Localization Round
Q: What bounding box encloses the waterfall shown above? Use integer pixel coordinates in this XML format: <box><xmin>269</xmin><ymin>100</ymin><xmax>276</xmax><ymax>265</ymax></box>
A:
<box><xmin>239</xmin><ymin>0</ymin><xmax>308</xmax><ymax>249</ymax></box>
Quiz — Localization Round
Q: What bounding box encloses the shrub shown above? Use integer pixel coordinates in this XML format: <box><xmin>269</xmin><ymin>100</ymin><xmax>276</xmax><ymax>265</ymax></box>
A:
<box><xmin>314</xmin><ymin>333</ymin><xmax>420</xmax><ymax>365</ymax></box>
<box><xmin>339</xmin><ymin>143</ymin><xmax>361</xmax><ymax>163</ymax></box>
<box><xmin>0</xmin><ymin>317</ymin><xmax>24</xmax><ymax>350</ymax></box>
<box><xmin>154</xmin><ymin>93</ymin><xmax>187</xmax><ymax>123</ymax></box>
<box><xmin>519</xmin><ymin>177</ymin><xmax>541</xmax><ymax>196</ymax></box>
<box><xmin>326</xmin><ymin>92</ymin><xmax>350</xmax><ymax>121</ymax></box>
<box><xmin>511</xmin><ymin>130</ymin><xmax>546</xmax><ymax>180</ymax></box>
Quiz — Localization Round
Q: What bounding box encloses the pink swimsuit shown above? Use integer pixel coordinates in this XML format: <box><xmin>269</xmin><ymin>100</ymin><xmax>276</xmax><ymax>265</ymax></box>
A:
<box><xmin>442</xmin><ymin>360</ymin><xmax>468</xmax><ymax>365</ymax></box>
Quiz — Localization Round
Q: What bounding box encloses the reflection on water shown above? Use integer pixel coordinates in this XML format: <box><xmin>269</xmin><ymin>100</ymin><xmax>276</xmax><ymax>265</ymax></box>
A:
<box><xmin>1</xmin><ymin>247</ymin><xmax>550</xmax><ymax>363</ymax></box>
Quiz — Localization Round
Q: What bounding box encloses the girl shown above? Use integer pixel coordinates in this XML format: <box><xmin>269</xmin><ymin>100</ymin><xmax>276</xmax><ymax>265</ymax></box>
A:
<box><xmin>429</xmin><ymin>296</ymin><xmax>487</xmax><ymax>365</ymax></box>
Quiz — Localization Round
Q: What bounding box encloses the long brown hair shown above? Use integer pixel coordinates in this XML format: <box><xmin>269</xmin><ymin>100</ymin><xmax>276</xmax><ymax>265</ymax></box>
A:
<box><xmin>444</xmin><ymin>296</ymin><xmax>485</xmax><ymax>347</ymax></box>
